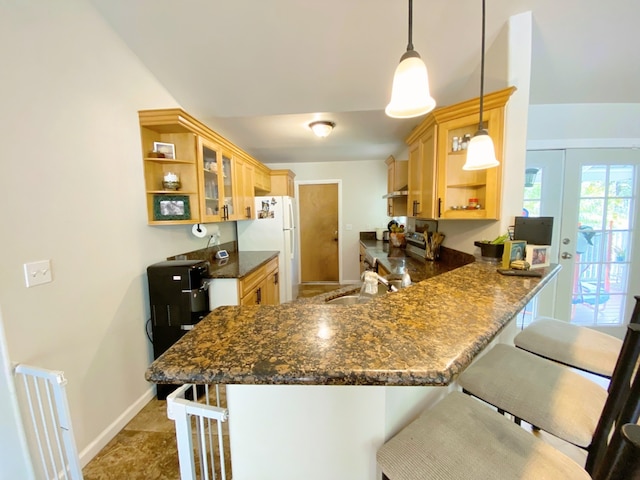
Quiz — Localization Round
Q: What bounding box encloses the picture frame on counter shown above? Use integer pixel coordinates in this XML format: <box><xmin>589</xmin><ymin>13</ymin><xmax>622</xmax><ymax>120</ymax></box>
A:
<box><xmin>501</xmin><ymin>240</ymin><xmax>527</xmax><ymax>269</ymax></box>
<box><xmin>153</xmin><ymin>141</ymin><xmax>175</xmax><ymax>159</ymax></box>
<box><xmin>153</xmin><ymin>195</ymin><xmax>190</xmax><ymax>221</ymax></box>
<box><xmin>525</xmin><ymin>244</ymin><xmax>551</xmax><ymax>269</ymax></box>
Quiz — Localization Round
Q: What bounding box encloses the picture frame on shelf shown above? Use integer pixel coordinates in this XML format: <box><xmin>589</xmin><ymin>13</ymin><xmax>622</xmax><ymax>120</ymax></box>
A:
<box><xmin>153</xmin><ymin>142</ymin><xmax>176</xmax><ymax>159</ymax></box>
<box><xmin>501</xmin><ymin>240</ymin><xmax>527</xmax><ymax>269</ymax></box>
<box><xmin>525</xmin><ymin>244</ymin><xmax>551</xmax><ymax>269</ymax></box>
<box><xmin>153</xmin><ymin>195</ymin><xmax>190</xmax><ymax>221</ymax></box>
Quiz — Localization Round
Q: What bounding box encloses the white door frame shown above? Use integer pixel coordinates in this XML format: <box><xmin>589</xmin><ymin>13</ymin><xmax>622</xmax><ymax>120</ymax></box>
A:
<box><xmin>527</xmin><ymin>143</ymin><xmax>640</xmax><ymax>335</ymax></box>
<box><xmin>294</xmin><ymin>179</ymin><xmax>343</xmax><ymax>284</ymax></box>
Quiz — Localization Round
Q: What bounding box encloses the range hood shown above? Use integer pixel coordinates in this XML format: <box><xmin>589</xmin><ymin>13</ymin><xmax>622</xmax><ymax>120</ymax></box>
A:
<box><xmin>382</xmin><ymin>186</ymin><xmax>408</xmax><ymax>199</ymax></box>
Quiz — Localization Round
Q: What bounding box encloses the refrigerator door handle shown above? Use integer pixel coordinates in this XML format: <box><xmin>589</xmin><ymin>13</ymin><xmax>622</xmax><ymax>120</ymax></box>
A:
<box><xmin>287</xmin><ymin>199</ymin><xmax>295</xmax><ymax>230</ymax></box>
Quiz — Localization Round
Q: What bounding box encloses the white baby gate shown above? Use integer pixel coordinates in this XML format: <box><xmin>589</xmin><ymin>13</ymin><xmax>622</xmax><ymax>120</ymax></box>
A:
<box><xmin>14</xmin><ymin>364</ymin><xmax>83</xmax><ymax>480</ymax></box>
<box><xmin>166</xmin><ymin>384</ymin><xmax>229</xmax><ymax>480</ymax></box>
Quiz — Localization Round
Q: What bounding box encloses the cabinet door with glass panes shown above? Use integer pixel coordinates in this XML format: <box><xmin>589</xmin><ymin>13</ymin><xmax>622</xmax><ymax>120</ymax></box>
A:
<box><xmin>198</xmin><ymin>137</ymin><xmax>242</xmax><ymax>222</ymax></box>
<box><xmin>434</xmin><ymin>87</ymin><xmax>513</xmax><ymax>220</ymax></box>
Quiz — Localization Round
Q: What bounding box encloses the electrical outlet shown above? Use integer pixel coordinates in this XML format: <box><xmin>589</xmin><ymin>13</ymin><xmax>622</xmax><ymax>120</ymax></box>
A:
<box><xmin>24</xmin><ymin>260</ymin><xmax>52</xmax><ymax>288</ymax></box>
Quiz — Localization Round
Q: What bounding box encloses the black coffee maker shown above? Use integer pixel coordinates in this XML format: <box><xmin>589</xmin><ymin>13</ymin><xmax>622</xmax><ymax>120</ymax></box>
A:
<box><xmin>147</xmin><ymin>259</ymin><xmax>210</xmax><ymax>399</ymax></box>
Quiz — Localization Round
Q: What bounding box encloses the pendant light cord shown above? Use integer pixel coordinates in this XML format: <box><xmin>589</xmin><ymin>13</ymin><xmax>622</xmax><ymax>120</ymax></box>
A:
<box><xmin>478</xmin><ymin>0</ymin><xmax>486</xmax><ymax>130</ymax></box>
<box><xmin>407</xmin><ymin>0</ymin><xmax>414</xmax><ymax>51</ymax></box>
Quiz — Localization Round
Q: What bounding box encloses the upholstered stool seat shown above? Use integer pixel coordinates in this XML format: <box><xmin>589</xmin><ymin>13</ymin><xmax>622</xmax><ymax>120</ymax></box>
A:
<box><xmin>514</xmin><ymin>317</ymin><xmax>623</xmax><ymax>377</ymax></box>
<box><xmin>458</xmin><ymin>343</ymin><xmax>607</xmax><ymax>447</ymax></box>
<box><xmin>377</xmin><ymin>391</ymin><xmax>591</xmax><ymax>480</ymax></box>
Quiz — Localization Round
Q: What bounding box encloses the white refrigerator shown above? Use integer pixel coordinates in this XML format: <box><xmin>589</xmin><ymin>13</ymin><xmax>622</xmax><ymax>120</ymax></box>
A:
<box><xmin>236</xmin><ymin>196</ymin><xmax>299</xmax><ymax>303</ymax></box>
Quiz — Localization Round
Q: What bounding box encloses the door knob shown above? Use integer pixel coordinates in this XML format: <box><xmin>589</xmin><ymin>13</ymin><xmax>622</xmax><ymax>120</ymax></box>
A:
<box><xmin>562</xmin><ymin>238</ymin><xmax>571</xmax><ymax>245</ymax></box>
<box><xmin>561</xmin><ymin>252</ymin><xmax>573</xmax><ymax>259</ymax></box>
<box><xmin>334</xmin><ymin>230</ymin><xmax>339</xmax><ymax>242</ymax></box>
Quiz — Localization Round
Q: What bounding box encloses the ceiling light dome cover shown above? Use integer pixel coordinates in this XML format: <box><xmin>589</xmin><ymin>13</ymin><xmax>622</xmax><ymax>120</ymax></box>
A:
<box><xmin>386</xmin><ymin>50</ymin><xmax>436</xmax><ymax>118</ymax></box>
<box><xmin>309</xmin><ymin>121</ymin><xmax>335</xmax><ymax>138</ymax></box>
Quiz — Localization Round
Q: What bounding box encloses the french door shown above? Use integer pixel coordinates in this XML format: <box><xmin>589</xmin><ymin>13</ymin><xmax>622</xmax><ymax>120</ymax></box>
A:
<box><xmin>526</xmin><ymin>149</ymin><xmax>640</xmax><ymax>335</ymax></box>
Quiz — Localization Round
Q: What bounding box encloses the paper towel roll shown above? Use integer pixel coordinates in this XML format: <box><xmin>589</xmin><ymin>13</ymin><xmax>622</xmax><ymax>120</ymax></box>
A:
<box><xmin>191</xmin><ymin>223</ymin><xmax>208</xmax><ymax>238</ymax></box>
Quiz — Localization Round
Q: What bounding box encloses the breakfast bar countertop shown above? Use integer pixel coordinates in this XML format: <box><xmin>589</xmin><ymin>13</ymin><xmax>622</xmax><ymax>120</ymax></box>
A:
<box><xmin>146</xmin><ymin>259</ymin><xmax>560</xmax><ymax>387</ymax></box>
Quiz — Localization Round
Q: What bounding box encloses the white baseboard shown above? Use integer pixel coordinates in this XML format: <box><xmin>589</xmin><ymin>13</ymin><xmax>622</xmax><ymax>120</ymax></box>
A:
<box><xmin>78</xmin><ymin>386</ymin><xmax>156</xmax><ymax>467</ymax></box>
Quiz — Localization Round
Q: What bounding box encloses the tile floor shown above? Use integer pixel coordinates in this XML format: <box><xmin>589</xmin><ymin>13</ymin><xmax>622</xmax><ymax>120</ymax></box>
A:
<box><xmin>82</xmin><ymin>284</ymin><xmax>347</xmax><ymax>479</ymax></box>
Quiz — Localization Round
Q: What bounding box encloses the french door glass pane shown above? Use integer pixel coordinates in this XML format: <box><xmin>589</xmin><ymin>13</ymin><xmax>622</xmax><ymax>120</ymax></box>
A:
<box><xmin>571</xmin><ymin>164</ymin><xmax>634</xmax><ymax>325</ymax></box>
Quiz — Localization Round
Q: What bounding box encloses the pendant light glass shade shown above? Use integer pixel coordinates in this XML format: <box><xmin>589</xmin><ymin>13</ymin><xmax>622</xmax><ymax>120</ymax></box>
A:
<box><xmin>463</xmin><ymin>0</ymin><xmax>499</xmax><ymax>171</ymax></box>
<box><xmin>386</xmin><ymin>51</ymin><xmax>436</xmax><ymax>118</ymax></box>
<box><xmin>386</xmin><ymin>0</ymin><xmax>435</xmax><ymax>119</ymax></box>
<box><xmin>463</xmin><ymin>130</ymin><xmax>499</xmax><ymax>170</ymax></box>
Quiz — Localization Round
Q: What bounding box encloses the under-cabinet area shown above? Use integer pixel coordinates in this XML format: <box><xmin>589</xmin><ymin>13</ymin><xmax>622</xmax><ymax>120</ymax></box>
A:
<box><xmin>400</xmin><ymin>87</ymin><xmax>515</xmax><ymax>220</ymax></box>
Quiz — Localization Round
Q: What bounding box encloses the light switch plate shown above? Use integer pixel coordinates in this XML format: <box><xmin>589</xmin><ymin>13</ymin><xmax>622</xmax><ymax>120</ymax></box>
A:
<box><xmin>24</xmin><ymin>260</ymin><xmax>52</xmax><ymax>287</ymax></box>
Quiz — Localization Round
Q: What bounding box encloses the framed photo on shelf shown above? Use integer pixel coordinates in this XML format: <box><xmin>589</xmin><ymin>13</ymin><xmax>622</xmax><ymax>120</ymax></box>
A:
<box><xmin>153</xmin><ymin>142</ymin><xmax>176</xmax><ymax>159</ymax></box>
<box><xmin>153</xmin><ymin>195</ymin><xmax>190</xmax><ymax>221</ymax></box>
<box><xmin>501</xmin><ymin>240</ymin><xmax>527</xmax><ymax>269</ymax></box>
<box><xmin>525</xmin><ymin>244</ymin><xmax>551</xmax><ymax>269</ymax></box>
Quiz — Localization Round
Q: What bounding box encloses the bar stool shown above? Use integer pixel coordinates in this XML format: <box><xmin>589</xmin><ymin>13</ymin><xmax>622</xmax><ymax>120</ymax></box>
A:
<box><xmin>513</xmin><ymin>295</ymin><xmax>640</xmax><ymax>378</ymax></box>
<box><xmin>377</xmin><ymin>336</ymin><xmax>640</xmax><ymax>480</ymax></box>
<box><xmin>457</xmin><ymin>319</ymin><xmax>640</xmax><ymax>474</ymax></box>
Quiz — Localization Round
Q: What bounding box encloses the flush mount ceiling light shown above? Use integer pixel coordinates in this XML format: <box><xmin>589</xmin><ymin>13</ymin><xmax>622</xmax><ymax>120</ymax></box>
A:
<box><xmin>309</xmin><ymin>121</ymin><xmax>335</xmax><ymax>138</ymax></box>
<box><xmin>385</xmin><ymin>0</ymin><xmax>436</xmax><ymax>119</ymax></box>
<box><xmin>463</xmin><ymin>0</ymin><xmax>499</xmax><ymax>171</ymax></box>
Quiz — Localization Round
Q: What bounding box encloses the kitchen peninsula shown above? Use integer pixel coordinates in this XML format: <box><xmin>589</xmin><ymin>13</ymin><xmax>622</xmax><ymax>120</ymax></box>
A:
<box><xmin>146</xmin><ymin>255</ymin><xmax>560</xmax><ymax>480</ymax></box>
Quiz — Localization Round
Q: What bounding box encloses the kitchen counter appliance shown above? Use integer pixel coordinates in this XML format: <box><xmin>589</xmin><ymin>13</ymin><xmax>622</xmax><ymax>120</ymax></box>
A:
<box><xmin>406</xmin><ymin>232</ymin><xmax>427</xmax><ymax>261</ymax></box>
<box><xmin>147</xmin><ymin>259</ymin><xmax>210</xmax><ymax>399</ymax></box>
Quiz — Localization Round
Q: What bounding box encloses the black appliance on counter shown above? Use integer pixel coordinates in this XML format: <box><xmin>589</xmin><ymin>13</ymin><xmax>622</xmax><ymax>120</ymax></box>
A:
<box><xmin>147</xmin><ymin>259</ymin><xmax>210</xmax><ymax>399</ymax></box>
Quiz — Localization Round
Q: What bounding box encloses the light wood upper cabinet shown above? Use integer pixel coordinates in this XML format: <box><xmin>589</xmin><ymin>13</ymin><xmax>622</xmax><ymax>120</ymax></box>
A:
<box><xmin>254</xmin><ymin>164</ymin><xmax>272</xmax><ymax>194</ymax></box>
<box><xmin>139</xmin><ymin>108</ymin><xmax>275</xmax><ymax>225</ymax></box>
<box><xmin>385</xmin><ymin>156</ymin><xmax>408</xmax><ymax>217</ymax></box>
<box><xmin>406</xmin><ymin>87</ymin><xmax>515</xmax><ymax>220</ymax></box>
<box><xmin>407</xmin><ymin>123</ymin><xmax>437</xmax><ymax>219</ymax></box>
<box><xmin>269</xmin><ymin>169</ymin><xmax>296</xmax><ymax>197</ymax></box>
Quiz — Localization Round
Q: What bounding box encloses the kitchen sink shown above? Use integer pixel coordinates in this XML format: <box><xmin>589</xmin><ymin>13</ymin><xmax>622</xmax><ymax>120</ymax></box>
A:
<box><xmin>326</xmin><ymin>295</ymin><xmax>361</xmax><ymax>305</ymax></box>
<box><xmin>325</xmin><ymin>283</ymin><xmax>394</xmax><ymax>305</ymax></box>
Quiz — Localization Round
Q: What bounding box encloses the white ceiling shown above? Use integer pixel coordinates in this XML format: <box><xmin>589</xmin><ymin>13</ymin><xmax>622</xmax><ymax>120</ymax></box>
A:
<box><xmin>88</xmin><ymin>0</ymin><xmax>640</xmax><ymax>164</ymax></box>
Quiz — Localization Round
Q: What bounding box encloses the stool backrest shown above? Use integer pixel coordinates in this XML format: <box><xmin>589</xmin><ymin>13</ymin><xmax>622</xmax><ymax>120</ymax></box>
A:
<box><xmin>587</xmin><ymin>317</ymin><xmax>640</xmax><ymax>474</ymax></box>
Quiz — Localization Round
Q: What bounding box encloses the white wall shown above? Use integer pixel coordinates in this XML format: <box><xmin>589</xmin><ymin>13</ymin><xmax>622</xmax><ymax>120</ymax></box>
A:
<box><xmin>528</xmin><ymin>103</ymin><xmax>640</xmax><ymax>149</ymax></box>
<box><xmin>0</xmin><ymin>0</ymin><xmax>232</xmax><ymax>471</ymax></box>
<box><xmin>266</xmin><ymin>160</ymin><xmax>388</xmax><ymax>282</ymax></box>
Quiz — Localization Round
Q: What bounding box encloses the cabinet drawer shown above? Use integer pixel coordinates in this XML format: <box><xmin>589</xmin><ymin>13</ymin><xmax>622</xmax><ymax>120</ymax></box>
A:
<box><xmin>239</xmin><ymin>265</ymin><xmax>266</xmax><ymax>298</ymax></box>
<box><xmin>264</xmin><ymin>257</ymin><xmax>278</xmax><ymax>275</ymax></box>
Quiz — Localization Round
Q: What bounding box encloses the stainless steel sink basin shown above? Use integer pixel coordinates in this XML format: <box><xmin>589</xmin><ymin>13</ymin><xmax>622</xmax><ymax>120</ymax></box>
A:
<box><xmin>325</xmin><ymin>283</ymin><xmax>393</xmax><ymax>305</ymax></box>
<box><xmin>326</xmin><ymin>295</ymin><xmax>361</xmax><ymax>305</ymax></box>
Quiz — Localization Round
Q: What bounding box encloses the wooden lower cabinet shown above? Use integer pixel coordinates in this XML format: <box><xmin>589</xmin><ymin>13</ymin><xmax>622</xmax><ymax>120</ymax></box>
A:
<box><xmin>377</xmin><ymin>263</ymin><xmax>391</xmax><ymax>277</ymax></box>
<box><xmin>239</xmin><ymin>257</ymin><xmax>279</xmax><ymax>306</ymax></box>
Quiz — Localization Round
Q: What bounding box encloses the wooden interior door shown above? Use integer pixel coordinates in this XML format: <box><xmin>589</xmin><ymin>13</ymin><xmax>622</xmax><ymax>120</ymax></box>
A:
<box><xmin>299</xmin><ymin>183</ymin><xmax>339</xmax><ymax>282</ymax></box>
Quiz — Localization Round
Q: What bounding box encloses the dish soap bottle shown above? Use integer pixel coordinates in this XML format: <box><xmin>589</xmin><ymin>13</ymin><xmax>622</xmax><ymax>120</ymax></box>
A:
<box><xmin>401</xmin><ymin>267</ymin><xmax>412</xmax><ymax>288</ymax></box>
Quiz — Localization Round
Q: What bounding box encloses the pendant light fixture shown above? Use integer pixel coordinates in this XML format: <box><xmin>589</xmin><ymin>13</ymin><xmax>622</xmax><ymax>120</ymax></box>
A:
<box><xmin>463</xmin><ymin>0</ymin><xmax>499</xmax><ymax>171</ymax></box>
<box><xmin>385</xmin><ymin>0</ymin><xmax>436</xmax><ymax>118</ymax></box>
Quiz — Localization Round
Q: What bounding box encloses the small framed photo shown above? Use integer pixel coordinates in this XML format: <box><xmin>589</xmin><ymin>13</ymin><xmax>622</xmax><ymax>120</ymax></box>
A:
<box><xmin>153</xmin><ymin>195</ymin><xmax>190</xmax><ymax>221</ymax></box>
<box><xmin>153</xmin><ymin>142</ymin><xmax>175</xmax><ymax>159</ymax></box>
<box><xmin>501</xmin><ymin>240</ymin><xmax>527</xmax><ymax>269</ymax></box>
<box><xmin>525</xmin><ymin>244</ymin><xmax>551</xmax><ymax>269</ymax></box>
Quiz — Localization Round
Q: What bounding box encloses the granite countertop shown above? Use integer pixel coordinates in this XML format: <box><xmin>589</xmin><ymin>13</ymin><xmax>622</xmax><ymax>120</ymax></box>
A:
<box><xmin>146</xmin><ymin>260</ymin><xmax>560</xmax><ymax>387</ymax></box>
<box><xmin>170</xmin><ymin>247</ymin><xmax>279</xmax><ymax>279</ymax></box>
